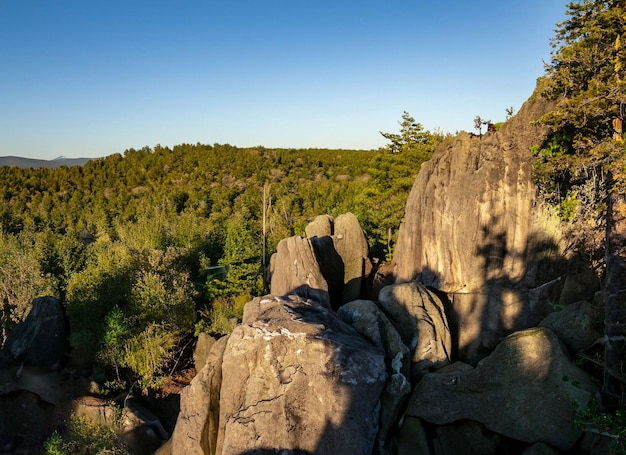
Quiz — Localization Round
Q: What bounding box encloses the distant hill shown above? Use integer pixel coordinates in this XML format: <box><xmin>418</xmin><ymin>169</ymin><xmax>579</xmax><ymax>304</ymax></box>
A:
<box><xmin>0</xmin><ymin>155</ymin><xmax>93</xmax><ymax>169</ymax></box>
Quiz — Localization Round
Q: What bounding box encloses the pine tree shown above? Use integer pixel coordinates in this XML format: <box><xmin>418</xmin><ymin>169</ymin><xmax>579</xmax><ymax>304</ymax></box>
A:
<box><xmin>538</xmin><ymin>0</ymin><xmax>626</xmax><ymax>407</ymax></box>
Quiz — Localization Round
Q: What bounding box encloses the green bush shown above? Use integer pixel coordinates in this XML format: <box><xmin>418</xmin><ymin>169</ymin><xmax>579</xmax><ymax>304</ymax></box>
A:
<box><xmin>120</xmin><ymin>323</ymin><xmax>178</xmax><ymax>391</ymax></box>
<box><xmin>43</xmin><ymin>415</ymin><xmax>129</xmax><ymax>455</ymax></box>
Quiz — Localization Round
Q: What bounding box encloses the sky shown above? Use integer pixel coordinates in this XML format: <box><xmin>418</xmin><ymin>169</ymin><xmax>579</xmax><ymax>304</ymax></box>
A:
<box><xmin>0</xmin><ymin>1</ymin><xmax>567</xmax><ymax>160</ymax></box>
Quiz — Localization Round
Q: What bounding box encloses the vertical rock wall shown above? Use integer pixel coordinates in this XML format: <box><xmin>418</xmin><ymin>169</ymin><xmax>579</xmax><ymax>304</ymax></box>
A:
<box><xmin>394</xmin><ymin>93</ymin><xmax>566</xmax><ymax>361</ymax></box>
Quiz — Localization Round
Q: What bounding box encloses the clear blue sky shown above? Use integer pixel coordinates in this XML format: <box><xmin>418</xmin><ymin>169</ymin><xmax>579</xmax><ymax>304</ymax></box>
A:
<box><xmin>0</xmin><ymin>1</ymin><xmax>566</xmax><ymax>160</ymax></box>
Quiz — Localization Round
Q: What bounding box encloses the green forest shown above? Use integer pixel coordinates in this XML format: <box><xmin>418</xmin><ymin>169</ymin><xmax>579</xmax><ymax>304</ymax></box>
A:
<box><xmin>0</xmin><ymin>114</ymin><xmax>444</xmax><ymax>391</ymax></box>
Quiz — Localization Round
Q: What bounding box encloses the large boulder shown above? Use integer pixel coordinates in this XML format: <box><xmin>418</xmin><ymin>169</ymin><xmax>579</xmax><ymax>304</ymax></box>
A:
<box><xmin>393</xmin><ymin>93</ymin><xmax>569</xmax><ymax>362</ymax></box>
<box><xmin>216</xmin><ymin>294</ymin><xmax>387</xmax><ymax>455</ymax></box>
<box><xmin>332</xmin><ymin>213</ymin><xmax>369</xmax><ymax>304</ymax></box>
<box><xmin>377</xmin><ymin>282</ymin><xmax>452</xmax><ymax>380</ymax></box>
<box><xmin>305</xmin><ymin>214</ymin><xmax>334</xmax><ymax>238</ymax></box>
<box><xmin>337</xmin><ymin>300</ymin><xmax>411</xmax><ymax>452</ymax></box>
<box><xmin>3</xmin><ymin>296</ymin><xmax>67</xmax><ymax>370</ymax></box>
<box><xmin>269</xmin><ymin>236</ymin><xmax>331</xmax><ymax>306</ymax></box>
<box><xmin>539</xmin><ymin>300</ymin><xmax>599</xmax><ymax>353</ymax></box>
<box><xmin>406</xmin><ymin>327</ymin><xmax>597</xmax><ymax>451</ymax></box>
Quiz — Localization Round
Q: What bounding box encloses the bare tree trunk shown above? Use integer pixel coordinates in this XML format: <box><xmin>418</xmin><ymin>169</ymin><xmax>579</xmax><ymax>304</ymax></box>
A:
<box><xmin>604</xmin><ymin>172</ymin><xmax>626</xmax><ymax>408</ymax></box>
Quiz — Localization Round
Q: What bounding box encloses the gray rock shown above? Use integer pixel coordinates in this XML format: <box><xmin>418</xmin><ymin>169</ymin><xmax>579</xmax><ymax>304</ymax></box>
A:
<box><xmin>433</xmin><ymin>421</ymin><xmax>500</xmax><ymax>455</ymax></box>
<box><xmin>3</xmin><ymin>296</ymin><xmax>67</xmax><ymax>370</ymax></box>
<box><xmin>396</xmin><ymin>416</ymin><xmax>430</xmax><ymax>455</ymax></box>
<box><xmin>158</xmin><ymin>335</ymin><xmax>229</xmax><ymax>455</ymax></box>
<box><xmin>521</xmin><ymin>442</ymin><xmax>561</xmax><ymax>455</ymax></box>
<box><xmin>216</xmin><ymin>294</ymin><xmax>387</xmax><ymax>455</ymax></box>
<box><xmin>305</xmin><ymin>214</ymin><xmax>334</xmax><ymax>238</ymax></box>
<box><xmin>406</xmin><ymin>327</ymin><xmax>597</xmax><ymax>451</ymax></box>
<box><xmin>393</xmin><ymin>93</ymin><xmax>568</xmax><ymax>363</ymax></box>
<box><xmin>333</xmin><ymin>213</ymin><xmax>369</xmax><ymax>303</ymax></box>
<box><xmin>193</xmin><ymin>331</ymin><xmax>216</xmax><ymax>371</ymax></box>
<box><xmin>559</xmin><ymin>270</ymin><xmax>600</xmax><ymax>306</ymax></box>
<box><xmin>268</xmin><ymin>236</ymin><xmax>331</xmax><ymax>307</ymax></box>
<box><xmin>338</xmin><ymin>300</ymin><xmax>411</xmax><ymax>451</ymax></box>
<box><xmin>539</xmin><ymin>300</ymin><xmax>599</xmax><ymax>353</ymax></box>
<box><xmin>378</xmin><ymin>282</ymin><xmax>452</xmax><ymax>379</ymax></box>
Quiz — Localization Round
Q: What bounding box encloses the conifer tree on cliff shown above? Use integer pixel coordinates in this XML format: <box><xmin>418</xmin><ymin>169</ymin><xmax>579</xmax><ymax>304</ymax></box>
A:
<box><xmin>537</xmin><ymin>0</ymin><xmax>626</xmax><ymax>407</ymax></box>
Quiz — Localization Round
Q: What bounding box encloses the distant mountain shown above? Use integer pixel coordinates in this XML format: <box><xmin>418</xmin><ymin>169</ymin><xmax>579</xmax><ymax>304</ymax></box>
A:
<box><xmin>0</xmin><ymin>155</ymin><xmax>93</xmax><ymax>169</ymax></box>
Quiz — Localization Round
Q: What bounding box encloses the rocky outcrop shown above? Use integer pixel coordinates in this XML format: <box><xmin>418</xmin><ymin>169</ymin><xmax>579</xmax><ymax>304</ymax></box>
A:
<box><xmin>158</xmin><ymin>335</ymin><xmax>229</xmax><ymax>455</ymax></box>
<box><xmin>216</xmin><ymin>294</ymin><xmax>387</xmax><ymax>454</ymax></box>
<box><xmin>539</xmin><ymin>300</ymin><xmax>599</xmax><ymax>353</ymax></box>
<box><xmin>333</xmin><ymin>213</ymin><xmax>369</xmax><ymax>303</ymax></box>
<box><xmin>337</xmin><ymin>300</ymin><xmax>411</xmax><ymax>452</ymax></box>
<box><xmin>393</xmin><ymin>93</ymin><xmax>567</xmax><ymax>362</ymax></box>
<box><xmin>269</xmin><ymin>236</ymin><xmax>332</xmax><ymax>306</ymax></box>
<box><xmin>406</xmin><ymin>327</ymin><xmax>597</xmax><ymax>451</ymax></box>
<box><xmin>377</xmin><ymin>282</ymin><xmax>452</xmax><ymax>380</ymax></box>
<box><xmin>2</xmin><ymin>296</ymin><xmax>67</xmax><ymax>370</ymax></box>
<box><xmin>269</xmin><ymin>213</ymin><xmax>370</xmax><ymax>309</ymax></box>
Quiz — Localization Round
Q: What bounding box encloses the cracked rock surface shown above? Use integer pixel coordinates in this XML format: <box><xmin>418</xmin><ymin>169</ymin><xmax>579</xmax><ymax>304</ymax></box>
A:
<box><xmin>216</xmin><ymin>294</ymin><xmax>387</xmax><ymax>455</ymax></box>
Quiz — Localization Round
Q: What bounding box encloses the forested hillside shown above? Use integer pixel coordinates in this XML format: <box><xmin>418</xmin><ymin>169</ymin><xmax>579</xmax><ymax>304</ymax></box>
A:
<box><xmin>0</xmin><ymin>116</ymin><xmax>444</xmax><ymax>391</ymax></box>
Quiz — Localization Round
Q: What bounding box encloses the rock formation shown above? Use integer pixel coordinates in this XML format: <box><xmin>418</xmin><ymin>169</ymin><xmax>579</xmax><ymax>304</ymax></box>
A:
<box><xmin>163</xmin><ymin>91</ymin><xmax>606</xmax><ymax>454</ymax></box>
<box><xmin>2</xmin><ymin>295</ymin><xmax>67</xmax><ymax>370</ymax></box>
<box><xmin>377</xmin><ymin>282</ymin><xmax>452</xmax><ymax>380</ymax></box>
<box><xmin>406</xmin><ymin>327</ymin><xmax>597</xmax><ymax>451</ymax></box>
<box><xmin>216</xmin><ymin>293</ymin><xmax>387</xmax><ymax>454</ymax></box>
<box><xmin>269</xmin><ymin>212</ymin><xmax>370</xmax><ymax>309</ymax></box>
<box><xmin>393</xmin><ymin>93</ymin><xmax>569</xmax><ymax>362</ymax></box>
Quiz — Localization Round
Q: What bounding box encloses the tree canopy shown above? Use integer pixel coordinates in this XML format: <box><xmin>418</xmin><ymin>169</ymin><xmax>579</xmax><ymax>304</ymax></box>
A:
<box><xmin>535</xmin><ymin>0</ymin><xmax>626</xmax><ymax>409</ymax></box>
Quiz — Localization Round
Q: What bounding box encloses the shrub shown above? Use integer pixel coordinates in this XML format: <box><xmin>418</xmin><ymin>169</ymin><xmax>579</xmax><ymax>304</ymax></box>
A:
<box><xmin>43</xmin><ymin>414</ymin><xmax>129</xmax><ymax>455</ymax></box>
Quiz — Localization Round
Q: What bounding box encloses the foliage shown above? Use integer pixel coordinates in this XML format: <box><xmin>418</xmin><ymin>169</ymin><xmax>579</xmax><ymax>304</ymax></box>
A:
<box><xmin>43</xmin><ymin>414</ymin><xmax>129</xmax><ymax>455</ymax></box>
<box><xmin>536</xmin><ymin>0</ymin><xmax>626</xmax><ymax>192</ymax></box>
<box><xmin>534</xmin><ymin>0</ymin><xmax>626</xmax><ymax>408</ymax></box>
<box><xmin>0</xmin><ymin>128</ymin><xmax>443</xmax><ymax>386</ymax></box>
<box><xmin>120</xmin><ymin>323</ymin><xmax>179</xmax><ymax>391</ymax></box>
<box><xmin>575</xmin><ymin>401</ymin><xmax>626</xmax><ymax>454</ymax></box>
<box><xmin>0</xmin><ymin>232</ymin><xmax>55</xmax><ymax>344</ymax></box>
<box><xmin>379</xmin><ymin>111</ymin><xmax>434</xmax><ymax>154</ymax></box>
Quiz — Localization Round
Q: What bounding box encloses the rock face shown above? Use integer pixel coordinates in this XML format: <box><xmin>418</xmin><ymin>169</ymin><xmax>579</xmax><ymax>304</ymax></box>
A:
<box><xmin>269</xmin><ymin>213</ymin><xmax>370</xmax><ymax>309</ymax></box>
<box><xmin>337</xmin><ymin>300</ymin><xmax>411</xmax><ymax>452</ymax></box>
<box><xmin>406</xmin><ymin>327</ymin><xmax>597</xmax><ymax>451</ymax></box>
<box><xmin>216</xmin><ymin>294</ymin><xmax>387</xmax><ymax>455</ymax></box>
<box><xmin>393</xmin><ymin>94</ymin><xmax>567</xmax><ymax>362</ymax></box>
<box><xmin>539</xmin><ymin>300</ymin><xmax>599</xmax><ymax>353</ymax></box>
<box><xmin>377</xmin><ymin>282</ymin><xmax>452</xmax><ymax>380</ymax></box>
<box><xmin>2</xmin><ymin>296</ymin><xmax>67</xmax><ymax>370</ymax></box>
<box><xmin>269</xmin><ymin>236</ymin><xmax>331</xmax><ymax>306</ymax></box>
<box><xmin>158</xmin><ymin>335</ymin><xmax>229</xmax><ymax>455</ymax></box>
<box><xmin>332</xmin><ymin>213</ymin><xmax>369</xmax><ymax>304</ymax></box>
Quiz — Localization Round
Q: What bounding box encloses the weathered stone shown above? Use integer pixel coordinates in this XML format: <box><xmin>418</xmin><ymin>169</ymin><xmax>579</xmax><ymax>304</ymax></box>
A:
<box><xmin>333</xmin><ymin>213</ymin><xmax>369</xmax><ymax>303</ymax></box>
<box><xmin>539</xmin><ymin>300</ymin><xmax>599</xmax><ymax>353</ymax></box>
<box><xmin>269</xmin><ymin>236</ymin><xmax>330</xmax><ymax>307</ymax></box>
<box><xmin>371</xmin><ymin>261</ymin><xmax>396</xmax><ymax>301</ymax></box>
<box><xmin>559</xmin><ymin>270</ymin><xmax>600</xmax><ymax>306</ymax></box>
<box><xmin>193</xmin><ymin>332</ymin><xmax>216</xmax><ymax>371</ymax></box>
<box><xmin>378</xmin><ymin>282</ymin><xmax>452</xmax><ymax>379</ymax></box>
<box><xmin>216</xmin><ymin>294</ymin><xmax>387</xmax><ymax>455</ymax></box>
<box><xmin>158</xmin><ymin>335</ymin><xmax>229</xmax><ymax>455</ymax></box>
<box><xmin>309</xmin><ymin>235</ymin><xmax>345</xmax><ymax>309</ymax></box>
<box><xmin>393</xmin><ymin>93</ymin><xmax>568</xmax><ymax>362</ymax></box>
<box><xmin>3</xmin><ymin>296</ymin><xmax>67</xmax><ymax>370</ymax></box>
<box><xmin>433</xmin><ymin>421</ymin><xmax>500</xmax><ymax>455</ymax></box>
<box><xmin>406</xmin><ymin>327</ymin><xmax>597</xmax><ymax>451</ymax></box>
<box><xmin>337</xmin><ymin>300</ymin><xmax>411</xmax><ymax>451</ymax></box>
<box><xmin>305</xmin><ymin>214</ymin><xmax>334</xmax><ymax>238</ymax></box>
